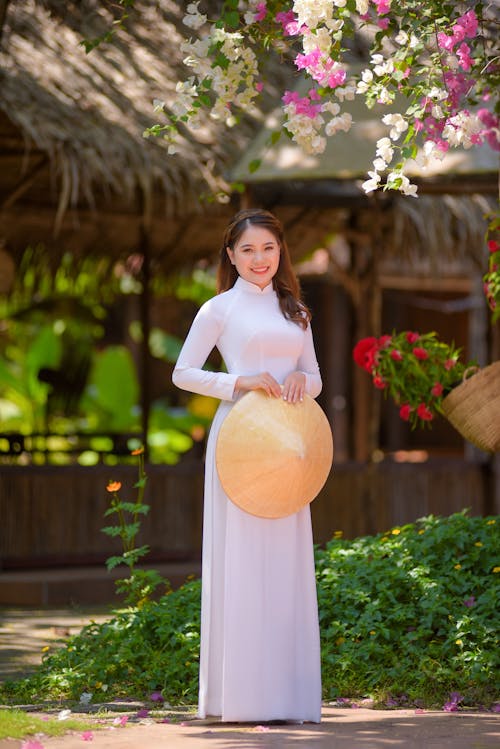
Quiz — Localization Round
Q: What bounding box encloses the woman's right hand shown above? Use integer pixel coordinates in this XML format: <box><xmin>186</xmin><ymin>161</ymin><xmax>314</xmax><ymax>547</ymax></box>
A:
<box><xmin>234</xmin><ymin>372</ymin><xmax>282</xmax><ymax>398</ymax></box>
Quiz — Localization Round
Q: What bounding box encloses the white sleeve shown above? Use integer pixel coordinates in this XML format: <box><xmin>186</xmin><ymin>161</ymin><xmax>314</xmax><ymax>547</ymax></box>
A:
<box><xmin>298</xmin><ymin>323</ymin><xmax>322</xmax><ymax>399</ymax></box>
<box><xmin>172</xmin><ymin>299</ymin><xmax>238</xmax><ymax>401</ymax></box>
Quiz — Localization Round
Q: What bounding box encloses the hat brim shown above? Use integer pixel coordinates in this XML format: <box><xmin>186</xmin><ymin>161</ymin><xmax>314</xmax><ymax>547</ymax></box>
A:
<box><xmin>216</xmin><ymin>391</ymin><xmax>333</xmax><ymax>518</ymax></box>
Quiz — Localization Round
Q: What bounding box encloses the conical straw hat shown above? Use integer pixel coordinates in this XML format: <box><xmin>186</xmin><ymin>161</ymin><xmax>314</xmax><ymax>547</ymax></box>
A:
<box><xmin>216</xmin><ymin>391</ymin><xmax>333</xmax><ymax>519</ymax></box>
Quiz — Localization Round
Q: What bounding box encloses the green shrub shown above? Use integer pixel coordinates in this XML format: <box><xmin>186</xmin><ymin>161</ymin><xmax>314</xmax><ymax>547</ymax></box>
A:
<box><xmin>1</xmin><ymin>512</ymin><xmax>498</xmax><ymax>709</ymax></box>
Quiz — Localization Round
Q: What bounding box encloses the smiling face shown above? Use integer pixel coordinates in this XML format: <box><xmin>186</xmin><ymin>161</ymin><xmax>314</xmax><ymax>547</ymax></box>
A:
<box><xmin>226</xmin><ymin>225</ymin><xmax>281</xmax><ymax>290</ymax></box>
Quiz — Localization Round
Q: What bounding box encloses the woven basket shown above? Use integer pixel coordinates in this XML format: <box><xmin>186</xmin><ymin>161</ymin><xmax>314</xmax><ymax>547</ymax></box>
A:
<box><xmin>442</xmin><ymin>361</ymin><xmax>500</xmax><ymax>453</ymax></box>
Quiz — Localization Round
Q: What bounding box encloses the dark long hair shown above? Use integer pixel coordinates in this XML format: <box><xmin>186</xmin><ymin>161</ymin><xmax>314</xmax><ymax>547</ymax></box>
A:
<box><xmin>217</xmin><ymin>209</ymin><xmax>311</xmax><ymax>329</ymax></box>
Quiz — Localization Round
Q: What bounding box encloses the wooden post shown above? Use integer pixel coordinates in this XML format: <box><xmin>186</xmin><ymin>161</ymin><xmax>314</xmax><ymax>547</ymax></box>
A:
<box><xmin>139</xmin><ymin>222</ymin><xmax>151</xmax><ymax>459</ymax></box>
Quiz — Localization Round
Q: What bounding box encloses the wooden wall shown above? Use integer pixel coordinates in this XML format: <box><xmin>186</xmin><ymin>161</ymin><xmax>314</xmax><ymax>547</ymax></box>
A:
<box><xmin>0</xmin><ymin>458</ymin><xmax>491</xmax><ymax>570</ymax></box>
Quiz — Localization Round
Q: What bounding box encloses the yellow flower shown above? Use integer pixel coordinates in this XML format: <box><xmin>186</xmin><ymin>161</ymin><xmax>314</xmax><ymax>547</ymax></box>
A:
<box><xmin>486</xmin><ymin>519</ymin><xmax>496</xmax><ymax>525</ymax></box>
<box><xmin>41</xmin><ymin>646</ymin><xmax>50</xmax><ymax>652</ymax></box>
<box><xmin>392</xmin><ymin>528</ymin><xmax>401</xmax><ymax>535</ymax></box>
<box><xmin>94</xmin><ymin>681</ymin><xmax>103</xmax><ymax>689</ymax></box>
<box><xmin>370</xmin><ymin>630</ymin><xmax>376</xmax><ymax>636</ymax></box>
<box><xmin>455</xmin><ymin>639</ymin><xmax>463</xmax><ymax>646</ymax></box>
<box><xmin>335</xmin><ymin>636</ymin><xmax>345</xmax><ymax>646</ymax></box>
<box><xmin>381</xmin><ymin>536</ymin><xmax>389</xmax><ymax>543</ymax></box>
<box><xmin>493</xmin><ymin>567</ymin><xmax>500</xmax><ymax>574</ymax></box>
<box><xmin>454</xmin><ymin>564</ymin><xmax>462</xmax><ymax>570</ymax></box>
<box><xmin>106</xmin><ymin>481</ymin><xmax>122</xmax><ymax>493</ymax></box>
<box><xmin>333</xmin><ymin>530</ymin><xmax>343</xmax><ymax>539</ymax></box>
<box><xmin>418</xmin><ymin>530</ymin><xmax>425</xmax><ymax>535</ymax></box>
<box><xmin>474</xmin><ymin>542</ymin><xmax>483</xmax><ymax>547</ymax></box>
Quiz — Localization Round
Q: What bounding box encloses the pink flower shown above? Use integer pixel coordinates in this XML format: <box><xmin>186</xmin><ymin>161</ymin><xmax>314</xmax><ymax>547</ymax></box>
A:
<box><xmin>406</xmin><ymin>331</ymin><xmax>419</xmax><ymax>344</ymax></box>
<box><xmin>416</xmin><ymin>403</ymin><xmax>434</xmax><ymax>421</ymax></box>
<box><xmin>81</xmin><ymin>732</ymin><xmax>94</xmax><ymax>741</ymax></box>
<box><xmin>150</xmin><ymin>691</ymin><xmax>164</xmax><ymax>702</ymax></box>
<box><xmin>255</xmin><ymin>2</ymin><xmax>267</xmax><ymax>22</ymax></box>
<box><xmin>391</xmin><ymin>350</ymin><xmax>403</xmax><ymax>362</ymax></box>
<box><xmin>431</xmin><ymin>382</ymin><xmax>443</xmax><ymax>397</ymax></box>
<box><xmin>413</xmin><ymin>347</ymin><xmax>429</xmax><ymax>361</ymax></box>
<box><xmin>399</xmin><ymin>404</ymin><xmax>411</xmax><ymax>421</ymax></box>
<box><xmin>458</xmin><ymin>9</ymin><xmax>478</xmax><ymax>37</ymax></box>
<box><xmin>456</xmin><ymin>42</ymin><xmax>473</xmax><ymax>71</ymax></box>
<box><xmin>113</xmin><ymin>716</ymin><xmax>129</xmax><ymax>726</ymax></box>
<box><xmin>463</xmin><ymin>596</ymin><xmax>475</xmax><ymax>607</ymax></box>
<box><xmin>373</xmin><ymin>0</ymin><xmax>391</xmax><ymax>14</ymax></box>
<box><xmin>21</xmin><ymin>743</ymin><xmax>45</xmax><ymax>749</ymax></box>
<box><xmin>275</xmin><ymin>10</ymin><xmax>300</xmax><ymax>36</ymax></box>
<box><xmin>444</xmin><ymin>358</ymin><xmax>457</xmax><ymax>370</ymax></box>
<box><xmin>377</xmin><ymin>18</ymin><xmax>389</xmax><ymax>29</ymax></box>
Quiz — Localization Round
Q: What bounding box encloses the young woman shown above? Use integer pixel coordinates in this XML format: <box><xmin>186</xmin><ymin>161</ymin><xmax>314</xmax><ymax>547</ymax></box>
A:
<box><xmin>172</xmin><ymin>209</ymin><xmax>322</xmax><ymax>723</ymax></box>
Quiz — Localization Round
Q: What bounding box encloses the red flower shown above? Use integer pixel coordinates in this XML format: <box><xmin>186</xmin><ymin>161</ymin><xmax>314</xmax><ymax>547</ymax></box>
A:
<box><xmin>488</xmin><ymin>239</ymin><xmax>499</xmax><ymax>253</ymax></box>
<box><xmin>416</xmin><ymin>403</ymin><xmax>434</xmax><ymax>421</ymax></box>
<box><xmin>399</xmin><ymin>404</ymin><xmax>412</xmax><ymax>421</ymax></box>
<box><xmin>444</xmin><ymin>358</ymin><xmax>456</xmax><ymax>370</ymax></box>
<box><xmin>406</xmin><ymin>331</ymin><xmax>419</xmax><ymax>343</ymax></box>
<box><xmin>390</xmin><ymin>349</ymin><xmax>403</xmax><ymax>361</ymax></box>
<box><xmin>431</xmin><ymin>382</ymin><xmax>443</xmax><ymax>397</ymax></box>
<box><xmin>353</xmin><ymin>337</ymin><xmax>378</xmax><ymax>372</ymax></box>
<box><xmin>413</xmin><ymin>347</ymin><xmax>429</xmax><ymax>360</ymax></box>
<box><xmin>373</xmin><ymin>374</ymin><xmax>387</xmax><ymax>389</ymax></box>
<box><xmin>378</xmin><ymin>335</ymin><xmax>392</xmax><ymax>347</ymax></box>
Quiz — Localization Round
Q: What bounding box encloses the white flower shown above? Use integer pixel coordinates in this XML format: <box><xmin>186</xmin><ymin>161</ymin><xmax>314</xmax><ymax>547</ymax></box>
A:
<box><xmin>361</xmin><ymin>68</ymin><xmax>374</xmax><ymax>83</ymax></box>
<box><xmin>325</xmin><ymin>111</ymin><xmax>352</xmax><ymax>135</ymax></box>
<box><xmin>387</xmin><ymin>171</ymin><xmax>418</xmax><ymax>197</ymax></box>
<box><xmin>80</xmin><ymin>692</ymin><xmax>93</xmax><ymax>705</ymax></box>
<box><xmin>382</xmin><ymin>113</ymin><xmax>408</xmax><ymax>141</ymax></box>
<box><xmin>356</xmin><ymin>0</ymin><xmax>369</xmax><ymax>13</ymax></box>
<box><xmin>183</xmin><ymin>2</ymin><xmax>207</xmax><ymax>30</ymax></box>
<box><xmin>376</xmin><ymin>136</ymin><xmax>394</xmax><ymax>163</ymax></box>
<box><xmin>431</xmin><ymin>105</ymin><xmax>444</xmax><ymax>120</ymax></box>
<box><xmin>293</xmin><ymin>0</ymin><xmax>337</xmax><ymax>31</ymax></box>
<box><xmin>409</xmin><ymin>34</ymin><xmax>420</xmax><ymax>49</ymax></box>
<box><xmin>377</xmin><ymin>87</ymin><xmax>393</xmax><ymax>105</ymax></box>
<box><xmin>373</xmin><ymin>157</ymin><xmax>387</xmax><ymax>171</ymax></box>
<box><xmin>362</xmin><ymin>170</ymin><xmax>382</xmax><ymax>193</ymax></box>
<box><xmin>395</xmin><ymin>30</ymin><xmax>408</xmax><ymax>45</ymax></box>
<box><xmin>303</xmin><ymin>27</ymin><xmax>332</xmax><ymax>54</ymax></box>
<box><xmin>58</xmin><ymin>709</ymin><xmax>72</xmax><ymax>721</ymax></box>
<box><xmin>428</xmin><ymin>87</ymin><xmax>448</xmax><ymax>101</ymax></box>
<box><xmin>152</xmin><ymin>99</ymin><xmax>165</xmax><ymax>113</ymax></box>
<box><xmin>335</xmin><ymin>82</ymin><xmax>356</xmax><ymax>101</ymax></box>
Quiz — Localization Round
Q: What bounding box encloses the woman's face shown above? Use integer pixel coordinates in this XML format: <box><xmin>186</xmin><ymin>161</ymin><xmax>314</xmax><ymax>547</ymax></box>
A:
<box><xmin>226</xmin><ymin>225</ymin><xmax>280</xmax><ymax>290</ymax></box>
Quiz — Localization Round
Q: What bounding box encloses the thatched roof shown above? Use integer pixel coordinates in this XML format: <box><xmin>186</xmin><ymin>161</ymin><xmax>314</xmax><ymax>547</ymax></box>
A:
<box><xmin>0</xmin><ymin>0</ymin><xmax>292</xmax><ymax>267</ymax></box>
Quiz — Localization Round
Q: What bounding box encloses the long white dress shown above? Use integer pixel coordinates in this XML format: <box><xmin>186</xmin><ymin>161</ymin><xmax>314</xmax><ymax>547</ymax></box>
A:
<box><xmin>172</xmin><ymin>276</ymin><xmax>322</xmax><ymax>723</ymax></box>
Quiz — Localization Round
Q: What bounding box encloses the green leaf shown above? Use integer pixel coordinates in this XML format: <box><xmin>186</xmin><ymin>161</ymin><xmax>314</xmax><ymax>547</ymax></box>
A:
<box><xmin>248</xmin><ymin>159</ymin><xmax>261</xmax><ymax>174</ymax></box>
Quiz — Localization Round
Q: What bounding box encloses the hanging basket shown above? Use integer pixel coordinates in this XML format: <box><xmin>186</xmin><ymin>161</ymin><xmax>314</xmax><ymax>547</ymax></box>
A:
<box><xmin>441</xmin><ymin>361</ymin><xmax>500</xmax><ymax>453</ymax></box>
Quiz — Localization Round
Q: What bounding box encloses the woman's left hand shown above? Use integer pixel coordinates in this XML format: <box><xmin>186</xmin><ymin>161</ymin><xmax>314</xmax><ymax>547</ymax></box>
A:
<box><xmin>282</xmin><ymin>371</ymin><xmax>306</xmax><ymax>404</ymax></box>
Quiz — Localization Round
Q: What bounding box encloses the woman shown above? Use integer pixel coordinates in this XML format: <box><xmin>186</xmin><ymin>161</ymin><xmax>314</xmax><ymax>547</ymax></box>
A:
<box><xmin>172</xmin><ymin>209</ymin><xmax>322</xmax><ymax>723</ymax></box>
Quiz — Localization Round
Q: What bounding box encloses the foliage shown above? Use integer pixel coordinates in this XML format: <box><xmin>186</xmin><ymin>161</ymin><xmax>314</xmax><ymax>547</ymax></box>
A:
<box><xmin>146</xmin><ymin>1</ymin><xmax>499</xmax><ymax>198</ymax></box>
<box><xmin>1</xmin><ymin>512</ymin><xmax>498</xmax><ymax>709</ymax></box>
<box><xmin>484</xmin><ymin>237</ymin><xmax>500</xmax><ymax>324</ymax></box>
<box><xmin>103</xmin><ymin>449</ymin><xmax>170</xmax><ymax>606</ymax></box>
<box><xmin>353</xmin><ymin>331</ymin><xmax>472</xmax><ymax>427</ymax></box>
<box><xmin>0</xmin><ymin>710</ymin><xmax>95</xmax><ymax>740</ymax></box>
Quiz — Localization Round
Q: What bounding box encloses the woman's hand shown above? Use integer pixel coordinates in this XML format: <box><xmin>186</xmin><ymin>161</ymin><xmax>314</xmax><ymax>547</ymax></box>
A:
<box><xmin>282</xmin><ymin>371</ymin><xmax>306</xmax><ymax>404</ymax></box>
<box><xmin>234</xmin><ymin>372</ymin><xmax>282</xmax><ymax>398</ymax></box>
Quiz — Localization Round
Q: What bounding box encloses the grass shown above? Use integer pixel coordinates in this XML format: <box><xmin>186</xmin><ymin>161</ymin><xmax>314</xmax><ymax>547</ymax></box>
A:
<box><xmin>0</xmin><ymin>708</ymin><xmax>96</xmax><ymax>740</ymax></box>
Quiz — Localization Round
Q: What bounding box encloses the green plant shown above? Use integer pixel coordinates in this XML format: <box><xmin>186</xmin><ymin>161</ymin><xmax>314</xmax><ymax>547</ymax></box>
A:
<box><xmin>353</xmin><ymin>331</ymin><xmax>472</xmax><ymax>427</ymax></box>
<box><xmin>0</xmin><ymin>709</ymin><xmax>96</xmax><ymax>740</ymax></box>
<box><xmin>484</xmin><ymin>238</ymin><xmax>500</xmax><ymax>323</ymax></box>
<box><xmin>1</xmin><ymin>512</ymin><xmax>498</xmax><ymax>710</ymax></box>
<box><xmin>103</xmin><ymin>448</ymin><xmax>169</xmax><ymax>605</ymax></box>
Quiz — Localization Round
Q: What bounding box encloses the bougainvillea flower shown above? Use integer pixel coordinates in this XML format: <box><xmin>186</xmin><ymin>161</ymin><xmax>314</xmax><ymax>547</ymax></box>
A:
<box><xmin>81</xmin><ymin>731</ymin><xmax>94</xmax><ymax>741</ymax></box>
<box><xmin>21</xmin><ymin>742</ymin><xmax>45</xmax><ymax>749</ymax></box>
<box><xmin>352</xmin><ymin>337</ymin><xmax>379</xmax><ymax>372</ymax></box>
<box><xmin>390</xmin><ymin>349</ymin><xmax>403</xmax><ymax>361</ymax></box>
<box><xmin>106</xmin><ymin>481</ymin><xmax>122</xmax><ymax>493</ymax></box>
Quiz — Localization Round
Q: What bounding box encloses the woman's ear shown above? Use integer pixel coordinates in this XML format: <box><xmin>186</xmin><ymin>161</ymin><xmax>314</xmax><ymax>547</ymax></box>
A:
<box><xmin>226</xmin><ymin>246</ymin><xmax>235</xmax><ymax>265</ymax></box>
